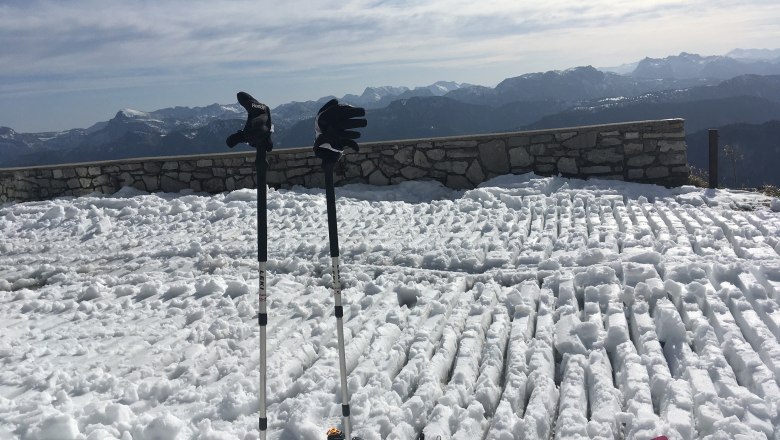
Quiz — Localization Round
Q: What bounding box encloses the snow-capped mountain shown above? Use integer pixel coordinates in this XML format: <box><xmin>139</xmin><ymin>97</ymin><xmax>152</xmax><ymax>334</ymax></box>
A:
<box><xmin>631</xmin><ymin>52</ymin><xmax>780</xmax><ymax>79</ymax></box>
<box><xmin>726</xmin><ymin>48</ymin><xmax>780</xmax><ymax>62</ymax></box>
<box><xmin>3</xmin><ymin>49</ymin><xmax>780</xmax><ymax>170</ymax></box>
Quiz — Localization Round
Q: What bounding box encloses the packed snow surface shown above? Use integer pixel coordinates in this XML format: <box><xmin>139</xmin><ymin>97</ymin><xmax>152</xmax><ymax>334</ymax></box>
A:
<box><xmin>1</xmin><ymin>173</ymin><xmax>779</xmax><ymax>440</ymax></box>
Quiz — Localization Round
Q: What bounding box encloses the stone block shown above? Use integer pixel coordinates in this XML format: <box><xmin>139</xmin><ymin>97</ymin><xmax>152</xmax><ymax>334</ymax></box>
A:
<box><xmin>628</xmin><ymin>169</ymin><xmax>644</xmax><ymax>179</ymax></box>
<box><xmin>92</xmin><ymin>175</ymin><xmax>110</xmax><ymax>186</ymax></box>
<box><xmin>580</xmin><ymin>165</ymin><xmax>612</xmax><ymax>174</ymax></box>
<box><xmin>446</xmin><ymin>174</ymin><xmax>472</xmax><ymax>189</ymax></box>
<box><xmin>413</xmin><ymin>150</ymin><xmax>431</xmax><ymax>168</ymax></box>
<box><xmin>76</xmin><ymin>167</ymin><xmax>89</xmax><ymax>177</ymax></box>
<box><xmin>67</xmin><ymin>178</ymin><xmax>80</xmax><ymax>189</ymax></box>
<box><xmin>531</xmin><ymin>134</ymin><xmax>554</xmax><ymax>143</ymax></box>
<box><xmin>213</xmin><ymin>168</ymin><xmax>226</xmax><ymax>177</ymax></box>
<box><xmin>79</xmin><ymin>178</ymin><xmax>92</xmax><ymax>187</ymax></box>
<box><xmin>162</xmin><ymin>161</ymin><xmax>178</xmax><ymax>171</ymax></box>
<box><xmin>436</xmin><ymin>140</ymin><xmax>478</xmax><ymax>148</ymax></box>
<box><xmin>509</xmin><ymin>147</ymin><xmax>532</xmax><ymax>167</ymax></box>
<box><xmin>658</xmin><ymin>140</ymin><xmax>686</xmax><ymax>152</ymax></box>
<box><xmin>345</xmin><ymin>163</ymin><xmax>361</xmax><ymax>179</ymax></box>
<box><xmin>368</xmin><ymin>170</ymin><xmax>389</xmax><ymax>186</ymax></box>
<box><xmin>530</xmin><ymin>144</ymin><xmax>545</xmax><ymax>155</ymax></box>
<box><xmin>62</xmin><ymin>169</ymin><xmax>77</xmax><ymax>178</ymax></box>
<box><xmin>646</xmin><ymin>167</ymin><xmax>670</xmax><ymax>179</ymax></box>
<box><xmin>287</xmin><ymin>168</ymin><xmax>308</xmax><ymax>178</ymax></box>
<box><xmin>179</xmin><ymin>172</ymin><xmax>192</xmax><ymax>182</ymax></box>
<box><xmin>225</xmin><ymin>177</ymin><xmax>236</xmax><ymax>191</ymax></box>
<box><xmin>447</xmin><ymin>149</ymin><xmax>479</xmax><ymax>158</ymax></box>
<box><xmin>196</xmin><ymin>159</ymin><xmax>213</xmax><ymax>167</ymax></box>
<box><xmin>267</xmin><ymin>171</ymin><xmax>285</xmax><ymax>183</ymax></box>
<box><xmin>625</xmin><ymin>143</ymin><xmax>643</xmax><ymax>155</ymax></box>
<box><xmin>426</xmin><ymin>149</ymin><xmax>446</xmax><ymax>161</ymax></box>
<box><xmin>535</xmin><ymin>164</ymin><xmax>554</xmax><ymax>174</ymax></box>
<box><xmin>143</xmin><ymin>175</ymin><xmax>159</xmax><ymax>191</ymax></box>
<box><xmin>203</xmin><ymin>178</ymin><xmax>225</xmax><ymax>193</ymax></box>
<box><xmin>161</xmin><ymin>176</ymin><xmax>189</xmax><ymax>193</ymax></box>
<box><xmin>401</xmin><ymin>166</ymin><xmax>428</xmax><ymax>180</ymax></box>
<box><xmin>52</xmin><ymin>169</ymin><xmax>63</xmax><ymax>179</ymax></box>
<box><xmin>180</xmin><ymin>162</ymin><xmax>196</xmax><ymax>172</ymax></box>
<box><xmin>562</xmin><ymin>131</ymin><xmax>597</xmax><ymax>149</ymax></box>
<box><xmin>394</xmin><ymin>147</ymin><xmax>414</xmax><ymax>165</ymax></box>
<box><xmin>361</xmin><ymin>160</ymin><xmax>376</xmax><ymax>176</ymax></box>
<box><xmin>508</xmin><ymin>136</ymin><xmax>531</xmax><ymax>147</ymax></box>
<box><xmin>599</xmin><ymin>138</ymin><xmax>622</xmax><ymax>147</ymax></box>
<box><xmin>537</xmin><ymin>156</ymin><xmax>557</xmax><ymax>164</ymax></box>
<box><xmin>644</xmin><ymin>140</ymin><xmax>658</xmax><ymax>152</ymax></box>
<box><xmin>87</xmin><ymin>166</ymin><xmax>101</xmax><ymax>176</ymax></box>
<box><xmin>643</xmin><ymin>132</ymin><xmax>685</xmax><ymax>139</ymax></box>
<box><xmin>627</xmin><ymin>155</ymin><xmax>655</xmax><ymax>167</ymax></box>
<box><xmin>659</xmin><ymin>152</ymin><xmax>686</xmax><ymax>165</ymax></box>
<box><xmin>466</xmin><ymin>161</ymin><xmax>485</xmax><ymax>184</ymax></box>
<box><xmin>625</xmin><ymin>132</ymin><xmax>640</xmax><ymax>140</ymax></box>
<box><xmin>555</xmin><ymin>132</ymin><xmax>577</xmax><ymax>142</ymax></box>
<box><xmin>585</xmin><ymin>148</ymin><xmax>622</xmax><ymax>164</ymax></box>
<box><xmin>601</xmin><ymin>131</ymin><xmax>620</xmax><ymax>137</ymax></box>
<box><xmin>434</xmin><ymin>161</ymin><xmax>468</xmax><ymax>174</ymax></box>
<box><xmin>143</xmin><ymin>162</ymin><xmax>162</xmax><ymax>173</ymax></box>
<box><xmin>557</xmin><ymin>157</ymin><xmax>578</xmax><ymax>175</ymax></box>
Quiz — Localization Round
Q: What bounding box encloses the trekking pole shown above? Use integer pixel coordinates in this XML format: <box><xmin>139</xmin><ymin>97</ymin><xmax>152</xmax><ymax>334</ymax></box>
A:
<box><xmin>226</xmin><ymin>91</ymin><xmax>273</xmax><ymax>439</ymax></box>
<box><xmin>256</xmin><ymin>146</ymin><xmax>269</xmax><ymax>439</ymax></box>
<box><xmin>313</xmin><ymin>99</ymin><xmax>366</xmax><ymax>440</ymax></box>
<box><xmin>323</xmin><ymin>160</ymin><xmax>352</xmax><ymax>439</ymax></box>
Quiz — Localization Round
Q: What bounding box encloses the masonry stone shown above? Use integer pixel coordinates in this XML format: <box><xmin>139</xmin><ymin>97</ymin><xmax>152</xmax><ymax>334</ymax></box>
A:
<box><xmin>0</xmin><ymin>118</ymin><xmax>689</xmax><ymax>201</ymax></box>
<box><xmin>509</xmin><ymin>147</ymin><xmax>532</xmax><ymax>168</ymax></box>
<box><xmin>426</xmin><ymin>149</ymin><xmax>445</xmax><ymax>161</ymax></box>
<box><xmin>555</xmin><ymin>132</ymin><xmax>577</xmax><ymax>142</ymax></box>
<box><xmin>625</xmin><ymin>143</ymin><xmax>643</xmax><ymax>155</ymax></box>
<box><xmin>466</xmin><ymin>161</ymin><xmax>485</xmax><ymax>184</ymax></box>
<box><xmin>646</xmin><ymin>167</ymin><xmax>670</xmax><ymax>179</ymax></box>
<box><xmin>508</xmin><ymin>136</ymin><xmax>531</xmax><ymax>147</ymax></box>
<box><xmin>562</xmin><ymin>131</ymin><xmax>597</xmax><ymax>149</ymax></box>
<box><xmin>557</xmin><ymin>157</ymin><xmax>578</xmax><ymax>175</ymax></box>
<box><xmin>368</xmin><ymin>170</ymin><xmax>389</xmax><ymax>186</ymax></box>
<box><xmin>628</xmin><ymin>169</ymin><xmax>644</xmax><ymax>179</ymax></box>
<box><xmin>627</xmin><ymin>155</ymin><xmax>655</xmax><ymax>167</ymax></box>
<box><xmin>414</xmin><ymin>150</ymin><xmax>430</xmax><ymax>168</ymax></box>
<box><xmin>446</xmin><ymin>175</ymin><xmax>472</xmax><ymax>189</ymax></box>
<box><xmin>361</xmin><ymin>160</ymin><xmax>376</xmax><ymax>176</ymax></box>
<box><xmin>580</xmin><ymin>166</ymin><xmax>612</xmax><ymax>174</ymax></box>
<box><xmin>401</xmin><ymin>166</ymin><xmax>427</xmax><ymax>180</ymax></box>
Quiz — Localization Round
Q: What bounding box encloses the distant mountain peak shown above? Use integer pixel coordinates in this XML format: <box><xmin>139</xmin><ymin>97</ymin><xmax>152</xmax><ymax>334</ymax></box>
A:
<box><xmin>117</xmin><ymin>108</ymin><xmax>151</xmax><ymax>119</ymax></box>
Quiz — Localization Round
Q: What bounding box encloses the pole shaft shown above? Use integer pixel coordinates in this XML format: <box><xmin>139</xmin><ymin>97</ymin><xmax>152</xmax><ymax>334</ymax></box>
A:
<box><xmin>257</xmin><ymin>148</ymin><xmax>268</xmax><ymax>439</ymax></box>
<box><xmin>324</xmin><ymin>165</ymin><xmax>352</xmax><ymax>439</ymax></box>
<box><xmin>708</xmin><ymin>129</ymin><xmax>718</xmax><ymax>189</ymax></box>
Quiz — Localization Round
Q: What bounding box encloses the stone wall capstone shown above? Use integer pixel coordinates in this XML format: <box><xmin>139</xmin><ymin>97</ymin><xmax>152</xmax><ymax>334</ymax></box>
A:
<box><xmin>0</xmin><ymin>119</ymin><xmax>688</xmax><ymax>202</ymax></box>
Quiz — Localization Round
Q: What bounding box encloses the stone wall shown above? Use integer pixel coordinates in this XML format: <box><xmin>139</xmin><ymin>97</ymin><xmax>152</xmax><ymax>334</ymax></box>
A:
<box><xmin>0</xmin><ymin>119</ymin><xmax>688</xmax><ymax>202</ymax></box>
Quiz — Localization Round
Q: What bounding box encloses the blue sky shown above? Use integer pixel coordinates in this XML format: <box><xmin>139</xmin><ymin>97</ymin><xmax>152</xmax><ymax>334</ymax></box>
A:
<box><xmin>1</xmin><ymin>0</ymin><xmax>779</xmax><ymax>132</ymax></box>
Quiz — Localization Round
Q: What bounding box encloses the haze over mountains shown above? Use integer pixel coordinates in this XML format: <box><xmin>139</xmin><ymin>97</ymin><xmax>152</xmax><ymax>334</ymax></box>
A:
<box><xmin>2</xmin><ymin>49</ymin><xmax>780</xmax><ymax>187</ymax></box>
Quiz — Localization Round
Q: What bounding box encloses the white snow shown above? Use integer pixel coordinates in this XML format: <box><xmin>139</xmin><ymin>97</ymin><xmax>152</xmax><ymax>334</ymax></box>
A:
<box><xmin>1</xmin><ymin>173</ymin><xmax>779</xmax><ymax>439</ymax></box>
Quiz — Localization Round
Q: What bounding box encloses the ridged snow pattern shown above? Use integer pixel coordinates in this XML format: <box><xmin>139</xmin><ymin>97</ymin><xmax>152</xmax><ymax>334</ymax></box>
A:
<box><xmin>0</xmin><ymin>119</ymin><xmax>688</xmax><ymax>202</ymax></box>
<box><xmin>0</xmin><ymin>176</ymin><xmax>778</xmax><ymax>438</ymax></box>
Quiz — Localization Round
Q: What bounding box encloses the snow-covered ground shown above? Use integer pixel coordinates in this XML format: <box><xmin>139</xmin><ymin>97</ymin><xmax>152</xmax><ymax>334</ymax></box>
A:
<box><xmin>1</xmin><ymin>174</ymin><xmax>779</xmax><ymax>440</ymax></box>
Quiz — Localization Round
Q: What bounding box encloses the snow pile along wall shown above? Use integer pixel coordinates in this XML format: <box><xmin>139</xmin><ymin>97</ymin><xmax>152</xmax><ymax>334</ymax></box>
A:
<box><xmin>0</xmin><ymin>119</ymin><xmax>688</xmax><ymax>202</ymax></box>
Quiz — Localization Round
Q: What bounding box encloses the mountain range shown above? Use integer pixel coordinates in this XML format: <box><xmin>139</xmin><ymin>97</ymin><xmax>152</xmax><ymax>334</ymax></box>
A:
<box><xmin>2</xmin><ymin>50</ymin><xmax>780</xmax><ymax>187</ymax></box>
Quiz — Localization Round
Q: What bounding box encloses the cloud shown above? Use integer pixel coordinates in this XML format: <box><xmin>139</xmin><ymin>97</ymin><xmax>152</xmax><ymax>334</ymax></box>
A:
<box><xmin>1</xmin><ymin>0</ymin><xmax>779</xmax><ymax>102</ymax></box>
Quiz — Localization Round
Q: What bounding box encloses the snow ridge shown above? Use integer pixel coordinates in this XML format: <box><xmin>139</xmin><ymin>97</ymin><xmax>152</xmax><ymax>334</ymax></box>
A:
<box><xmin>0</xmin><ymin>174</ymin><xmax>779</xmax><ymax>439</ymax></box>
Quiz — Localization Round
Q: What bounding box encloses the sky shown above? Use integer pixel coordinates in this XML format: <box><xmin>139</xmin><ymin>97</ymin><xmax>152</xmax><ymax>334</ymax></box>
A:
<box><xmin>1</xmin><ymin>0</ymin><xmax>780</xmax><ymax>133</ymax></box>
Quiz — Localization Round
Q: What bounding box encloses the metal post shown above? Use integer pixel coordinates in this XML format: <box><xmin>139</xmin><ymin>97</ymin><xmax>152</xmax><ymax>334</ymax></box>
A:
<box><xmin>708</xmin><ymin>129</ymin><xmax>718</xmax><ymax>189</ymax></box>
<box><xmin>256</xmin><ymin>147</ymin><xmax>268</xmax><ymax>439</ymax></box>
<box><xmin>323</xmin><ymin>163</ymin><xmax>352</xmax><ymax>439</ymax></box>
